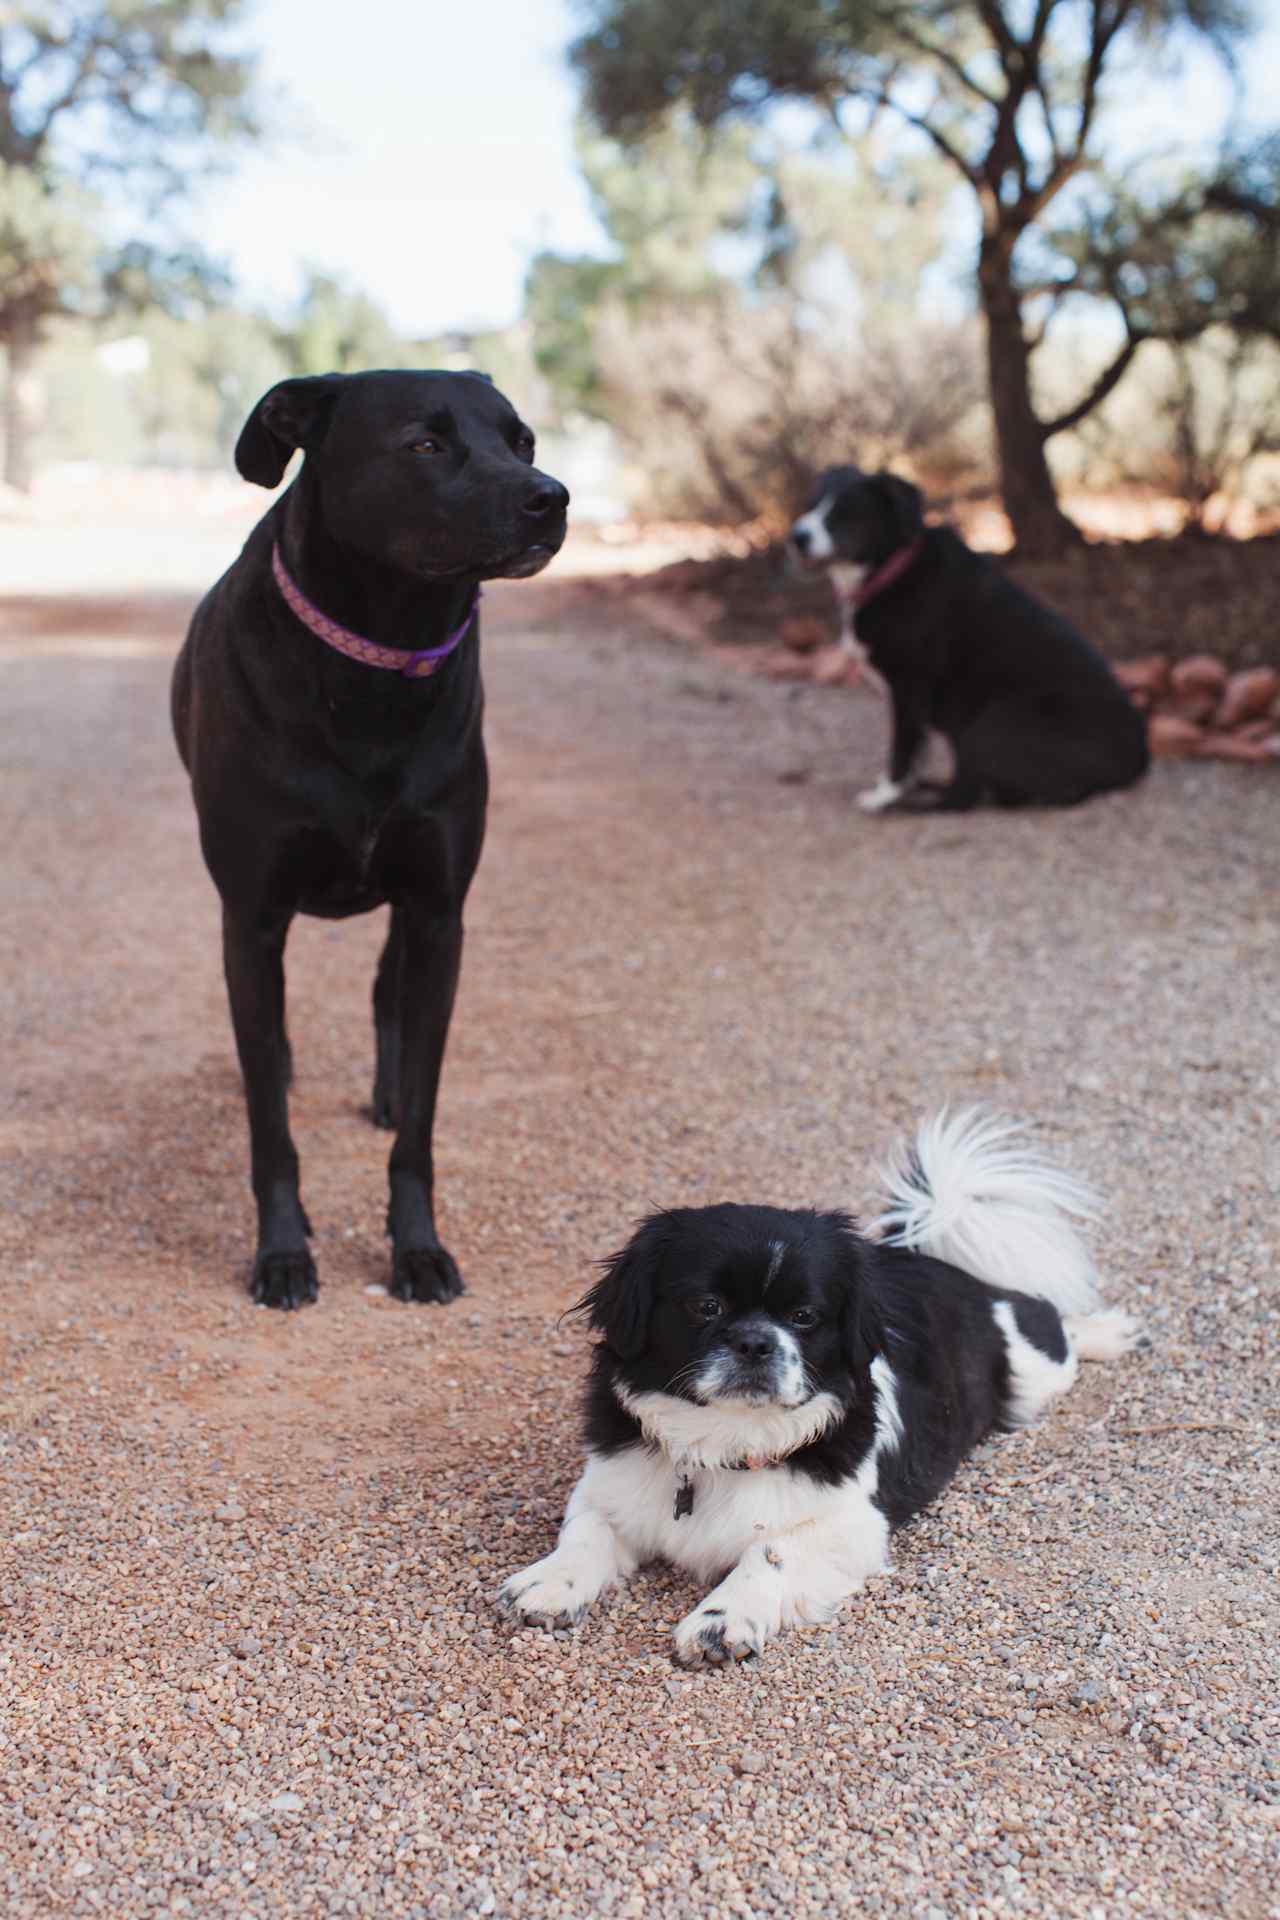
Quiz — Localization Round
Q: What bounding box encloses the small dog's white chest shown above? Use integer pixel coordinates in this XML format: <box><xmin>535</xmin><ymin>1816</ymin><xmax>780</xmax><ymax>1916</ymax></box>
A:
<box><xmin>577</xmin><ymin>1446</ymin><xmax>837</xmax><ymax>1584</ymax></box>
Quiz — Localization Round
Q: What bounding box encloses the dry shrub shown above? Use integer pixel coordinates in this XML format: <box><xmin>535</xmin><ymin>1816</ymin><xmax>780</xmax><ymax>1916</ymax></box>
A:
<box><xmin>1053</xmin><ymin>328</ymin><xmax>1280</xmax><ymax>530</ymax></box>
<box><xmin>594</xmin><ymin>292</ymin><xmax>988</xmax><ymax>527</ymax></box>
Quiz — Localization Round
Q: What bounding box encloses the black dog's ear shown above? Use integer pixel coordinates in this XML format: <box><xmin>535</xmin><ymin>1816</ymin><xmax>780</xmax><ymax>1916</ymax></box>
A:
<box><xmin>874</xmin><ymin>472</ymin><xmax>925</xmax><ymax>544</ymax></box>
<box><xmin>574</xmin><ymin>1215</ymin><xmax>668</xmax><ymax>1361</ymax></box>
<box><xmin>234</xmin><ymin>375</ymin><xmax>346</xmax><ymax>488</ymax></box>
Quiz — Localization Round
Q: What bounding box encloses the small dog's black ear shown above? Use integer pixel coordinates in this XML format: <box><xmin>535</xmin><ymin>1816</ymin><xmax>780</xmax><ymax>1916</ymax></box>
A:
<box><xmin>234</xmin><ymin>375</ymin><xmax>345</xmax><ymax>488</ymax></box>
<box><xmin>875</xmin><ymin>473</ymin><xmax>925</xmax><ymax>544</ymax></box>
<box><xmin>833</xmin><ymin>1225</ymin><xmax>887</xmax><ymax>1374</ymax></box>
<box><xmin>575</xmin><ymin>1216</ymin><xmax>667</xmax><ymax>1361</ymax></box>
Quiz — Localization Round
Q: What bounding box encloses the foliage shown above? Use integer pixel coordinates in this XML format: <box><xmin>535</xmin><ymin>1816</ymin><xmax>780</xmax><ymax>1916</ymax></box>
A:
<box><xmin>0</xmin><ymin>1</ymin><xmax>261</xmax><ymax>485</ymax></box>
<box><xmin>568</xmin><ymin>0</ymin><xmax>1259</xmax><ymax>550</ymax></box>
<box><xmin>272</xmin><ymin>271</ymin><xmax>413</xmax><ymax>378</ymax></box>
<box><xmin>1060</xmin><ymin>327</ymin><xmax>1280</xmax><ymax>526</ymax></box>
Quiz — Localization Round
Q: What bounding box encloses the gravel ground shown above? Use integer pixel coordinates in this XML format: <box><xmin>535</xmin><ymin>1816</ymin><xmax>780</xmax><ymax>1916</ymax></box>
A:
<box><xmin>1</xmin><ymin>528</ymin><xmax>1277</xmax><ymax>1920</ymax></box>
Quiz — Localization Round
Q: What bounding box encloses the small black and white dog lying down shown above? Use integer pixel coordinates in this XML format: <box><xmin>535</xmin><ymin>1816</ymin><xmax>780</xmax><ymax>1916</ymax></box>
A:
<box><xmin>789</xmin><ymin>468</ymin><xmax>1150</xmax><ymax>813</ymax></box>
<box><xmin>501</xmin><ymin>1110</ymin><xmax>1141</xmax><ymax>1667</ymax></box>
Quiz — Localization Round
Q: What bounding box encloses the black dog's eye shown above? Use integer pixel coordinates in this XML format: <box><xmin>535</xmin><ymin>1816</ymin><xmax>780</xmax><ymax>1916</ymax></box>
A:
<box><xmin>787</xmin><ymin>1306</ymin><xmax>819</xmax><ymax>1330</ymax></box>
<box><xmin>411</xmin><ymin>436</ymin><xmax>446</xmax><ymax>456</ymax></box>
<box><xmin>514</xmin><ymin>430</ymin><xmax>535</xmax><ymax>463</ymax></box>
<box><xmin>689</xmin><ymin>1296</ymin><xmax>723</xmax><ymax>1324</ymax></box>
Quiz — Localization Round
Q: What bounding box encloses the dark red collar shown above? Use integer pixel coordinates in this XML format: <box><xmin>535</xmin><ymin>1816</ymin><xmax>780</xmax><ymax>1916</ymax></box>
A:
<box><xmin>849</xmin><ymin>536</ymin><xmax>926</xmax><ymax>610</ymax></box>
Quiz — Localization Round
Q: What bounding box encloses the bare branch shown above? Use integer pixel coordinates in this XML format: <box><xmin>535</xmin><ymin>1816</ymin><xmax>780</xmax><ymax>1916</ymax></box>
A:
<box><xmin>974</xmin><ymin>0</ymin><xmax>1019</xmax><ymax>65</ymax></box>
<box><xmin>862</xmin><ymin>84</ymin><xmax>980</xmax><ymax>185</ymax></box>
<box><xmin>1075</xmin><ymin>0</ymin><xmax>1138</xmax><ymax>158</ymax></box>
<box><xmin>1040</xmin><ymin>333</ymin><xmax>1145</xmax><ymax>439</ymax></box>
<box><xmin>891</xmin><ymin>20</ymin><xmax>1001</xmax><ymax>108</ymax></box>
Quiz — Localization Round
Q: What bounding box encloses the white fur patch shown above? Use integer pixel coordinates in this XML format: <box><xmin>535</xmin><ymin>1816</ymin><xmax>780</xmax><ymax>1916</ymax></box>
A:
<box><xmin>613</xmin><ymin>1381</ymin><xmax>841</xmax><ymax>1470</ymax></box>
<box><xmin>501</xmin><ymin>1358</ymin><xmax>906</xmax><ymax>1665</ymax></box>
<box><xmin>790</xmin><ymin>495</ymin><xmax>836</xmax><ymax>562</ymax></box>
<box><xmin>829</xmin><ymin>561</ymin><xmax>868</xmax><ymax>601</ymax></box>
<box><xmin>671</xmin><ymin>1356</ymin><xmax>903</xmax><ymax>1663</ymax></box>
<box><xmin>856</xmin><ymin>776</ymin><xmax>905</xmax><ymax>813</ymax></box>
<box><xmin>499</xmin><ymin>1486</ymin><xmax>639</xmax><ymax>1625</ymax></box>
<box><xmin>1065</xmin><ymin>1306</ymin><xmax>1145</xmax><ymax>1362</ymax></box>
<box><xmin>686</xmin><ymin>1324</ymin><xmax>809</xmax><ymax>1408</ymax></box>
<box><xmin>870</xmin><ymin>1106</ymin><xmax>1101</xmax><ymax>1316</ymax></box>
<box><xmin>992</xmin><ymin>1299</ymin><xmax>1078</xmax><ymax>1428</ymax></box>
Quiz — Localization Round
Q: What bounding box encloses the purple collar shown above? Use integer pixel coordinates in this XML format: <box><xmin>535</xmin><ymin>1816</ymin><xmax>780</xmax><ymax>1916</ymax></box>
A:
<box><xmin>271</xmin><ymin>542</ymin><xmax>480</xmax><ymax>679</ymax></box>
<box><xmin>848</xmin><ymin>536</ymin><xmax>926</xmax><ymax>610</ymax></box>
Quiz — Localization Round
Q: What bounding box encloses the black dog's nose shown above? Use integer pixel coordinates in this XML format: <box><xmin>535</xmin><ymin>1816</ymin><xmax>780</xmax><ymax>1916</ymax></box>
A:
<box><xmin>730</xmin><ymin>1327</ymin><xmax>776</xmax><ymax>1363</ymax></box>
<box><xmin>791</xmin><ymin>525</ymin><xmax>812</xmax><ymax>552</ymax></box>
<box><xmin>522</xmin><ymin>480</ymin><xmax>570</xmax><ymax>520</ymax></box>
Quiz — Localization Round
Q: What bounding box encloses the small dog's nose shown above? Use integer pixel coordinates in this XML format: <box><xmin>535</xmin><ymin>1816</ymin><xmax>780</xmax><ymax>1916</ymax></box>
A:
<box><xmin>522</xmin><ymin>480</ymin><xmax>570</xmax><ymax>520</ymax></box>
<box><xmin>730</xmin><ymin>1327</ymin><xmax>775</xmax><ymax>1363</ymax></box>
<box><xmin>791</xmin><ymin>525</ymin><xmax>811</xmax><ymax>553</ymax></box>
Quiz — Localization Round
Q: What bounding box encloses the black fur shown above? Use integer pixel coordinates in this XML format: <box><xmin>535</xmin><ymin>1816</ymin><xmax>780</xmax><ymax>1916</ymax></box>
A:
<box><xmin>171</xmin><ymin>369</ymin><xmax>569</xmax><ymax>1309</ymax></box>
<box><xmin>794</xmin><ymin>467</ymin><xmax>1150</xmax><ymax>811</ymax></box>
<box><xmin>578</xmin><ymin>1204</ymin><xmax>1068</xmax><ymax>1529</ymax></box>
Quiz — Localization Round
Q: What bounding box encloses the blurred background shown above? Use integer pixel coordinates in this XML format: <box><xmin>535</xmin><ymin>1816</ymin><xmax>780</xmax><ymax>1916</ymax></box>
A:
<box><xmin>2</xmin><ymin>0</ymin><xmax>1279</xmax><ymax>556</ymax></box>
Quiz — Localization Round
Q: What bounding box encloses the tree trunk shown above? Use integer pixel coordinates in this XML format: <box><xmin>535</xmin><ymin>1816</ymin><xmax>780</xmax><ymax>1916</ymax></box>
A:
<box><xmin>3</xmin><ymin>311</ymin><xmax>40</xmax><ymax>494</ymax></box>
<box><xmin>978</xmin><ymin>238</ymin><xmax>1082</xmax><ymax>556</ymax></box>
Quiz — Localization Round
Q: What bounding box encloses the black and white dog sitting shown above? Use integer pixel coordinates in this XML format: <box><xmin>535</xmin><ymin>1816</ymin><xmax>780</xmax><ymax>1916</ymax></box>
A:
<box><xmin>500</xmin><ymin>1109</ymin><xmax>1141</xmax><ymax>1666</ymax></box>
<box><xmin>789</xmin><ymin>468</ymin><xmax>1149</xmax><ymax>813</ymax></box>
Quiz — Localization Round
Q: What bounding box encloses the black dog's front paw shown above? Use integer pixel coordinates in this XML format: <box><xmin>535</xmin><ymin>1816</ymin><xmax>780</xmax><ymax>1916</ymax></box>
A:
<box><xmin>390</xmin><ymin>1244</ymin><xmax>464</xmax><ymax>1305</ymax></box>
<box><xmin>251</xmin><ymin>1247</ymin><xmax>319</xmax><ymax>1310</ymax></box>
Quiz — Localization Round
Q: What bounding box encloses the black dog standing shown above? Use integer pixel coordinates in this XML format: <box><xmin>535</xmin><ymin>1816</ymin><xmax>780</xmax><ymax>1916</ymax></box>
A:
<box><xmin>172</xmin><ymin>370</ymin><xmax>568</xmax><ymax>1309</ymax></box>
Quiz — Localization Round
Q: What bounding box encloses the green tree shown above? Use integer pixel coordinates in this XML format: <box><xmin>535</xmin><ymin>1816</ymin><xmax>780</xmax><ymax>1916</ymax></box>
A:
<box><xmin>525</xmin><ymin>114</ymin><xmax>764</xmax><ymax>415</ymax></box>
<box><xmin>273</xmin><ymin>269</ymin><xmax>411</xmax><ymax>378</ymax></box>
<box><xmin>0</xmin><ymin>1</ymin><xmax>260</xmax><ymax>488</ymax></box>
<box><xmin>570</xmin><ymin>0</ymin><xmax>1254</xmax><ymax>553</ymax></box>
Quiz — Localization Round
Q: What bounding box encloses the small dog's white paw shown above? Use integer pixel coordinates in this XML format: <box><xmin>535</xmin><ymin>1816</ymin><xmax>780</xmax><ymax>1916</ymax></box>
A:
<box><xmin>673</xmin><ymin>1600</ymin><xmax>769</xmax><ymax>1668</ymax></box>
<box><xmin>856</xmin><ymin>777</ymin><xmax>904</xmax><ymax>814</ymax></box>
<box><xmin>499</xmin><ymin>1554</ymin><xmax>594</xmax><ymax>1628</ymax></box>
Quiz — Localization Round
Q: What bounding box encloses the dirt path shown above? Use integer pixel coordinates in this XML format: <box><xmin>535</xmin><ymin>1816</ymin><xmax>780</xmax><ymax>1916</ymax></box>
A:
<box><xmin>1</xmin><ymin>532</ymin><xmax>1276</xmax><ymax>1919</ymax></box>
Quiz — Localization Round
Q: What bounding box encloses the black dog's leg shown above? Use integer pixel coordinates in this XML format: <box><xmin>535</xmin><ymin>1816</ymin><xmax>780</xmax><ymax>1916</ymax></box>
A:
<box><xmin>371</xmin><ymin>909</ymin><xmax>403</xmax><ymax>1130</ymax></box>
<box><xmin>858</xmin><ymin>685</ymin><xmax>928</xmax><ymax>812</ymax></box>
<box><xmin>890</xmin><ymin>691</ymin><xmax>928</xmax><ymax>788</ymax></box>
<box><xmin>222</xmin><ymin>906</ymin><xmax>318</xmax><ymax>1310</ymax></box>
<box><xmin>385</xmin><ymin>902</ymin><xmax>465</xmax><ymax>1305</ymax></box>
<box><xmin>894</xmin><ymin>776</ymin><xmax>981</xmax><ymax>812</ymax></box>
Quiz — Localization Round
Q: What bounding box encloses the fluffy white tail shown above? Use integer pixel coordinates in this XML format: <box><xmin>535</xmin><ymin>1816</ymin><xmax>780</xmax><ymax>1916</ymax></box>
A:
<box><xmin>869</xmin><ymin>1107</ymin><xmax>1101</xmax><ymax>1317</ymax></box>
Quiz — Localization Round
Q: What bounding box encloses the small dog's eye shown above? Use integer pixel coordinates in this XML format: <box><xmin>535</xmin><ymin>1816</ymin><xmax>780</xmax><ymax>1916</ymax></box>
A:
<box><xmin>515</xmin><ymin>432</ymin><xmax>535</xmax><ymax>462</ymax></box>
<box><xmin>412</xmin><ymin>437</ymin><xmax>445</xmax><ymax>456</ymax></box>
<box><xmin>690</xmin><ymin>1296</ymin><xmax>723</xmax><ymax>1323</ymax></box>
<box><xmin>788</xmin><ymin>1306</ymin><xmax>818</xmax><ymax>1329</ymax></box>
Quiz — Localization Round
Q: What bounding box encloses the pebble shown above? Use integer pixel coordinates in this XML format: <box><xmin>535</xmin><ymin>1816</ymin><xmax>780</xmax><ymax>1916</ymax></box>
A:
<box><xmin>2</xmin><ymin>562</ymin><xmax>1276</xmax><ymax>1920</ymax></box>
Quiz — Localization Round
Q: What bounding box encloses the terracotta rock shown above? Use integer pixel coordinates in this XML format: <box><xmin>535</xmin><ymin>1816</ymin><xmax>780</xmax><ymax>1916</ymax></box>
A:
<box><xmin>1170</xmin><ymin>654</ymin><xmax>1228</xmax><ymax>698</ymax></box>
<box><xmin>779</xmin><ymin>615</ymin><xmax>829</xmax><ymax>654</ymax></box>
<box><xmin>1162</xmin><ymin>688</ymin><xmax>1219</xmax><ymax>725</ymax></box>
<box><xmin>1194</xmin><ymin>730</ymin><xmax>1280</xmax><ymax>763</ymax></box>
<box><xmin>1113</xmin><ymin>655</ymin><xmax>1170</xmax><ymax>699</ymax></box>
<box><xmin>810</xmin><ymin>645</ymin><xmax>860</xmax><ymax>687</ymax></box>
<box><xmin>1215</xmin><ymin>667</ymin><xmax>1280</xmax><ymax>731</ymax></box>
<box><xmin>1148</xmin><ymin>713</ymin><xmax>1206</xmax><ymax>757</ymax></box>
<box><xmin>1233</xmin><ymin>717</ymin><xmax>1279</xmax><ymax>745</ymax></box>
<box><xmin>761</xmin><ymin>648</ymin><xmax>816</xmax><ymax>681</ymax></box>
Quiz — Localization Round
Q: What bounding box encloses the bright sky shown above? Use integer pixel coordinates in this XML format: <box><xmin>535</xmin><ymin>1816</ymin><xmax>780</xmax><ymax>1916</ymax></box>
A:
<box><xmin>194</xmin><ymin>0</ymin><xmax>1280</xmax><ymax>339</ymax></box>
<box><xmin>194</xmin><ymin>0</ymin><xmax>600</xmax><ymax>336</ymax></box>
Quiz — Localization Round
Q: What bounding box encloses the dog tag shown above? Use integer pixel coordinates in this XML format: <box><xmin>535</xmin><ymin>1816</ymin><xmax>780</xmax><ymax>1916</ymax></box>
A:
<box><xmin>674</xmin><ymin>1475</ymin><xmax>694</xmax><ymax>1520</ymax></box>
